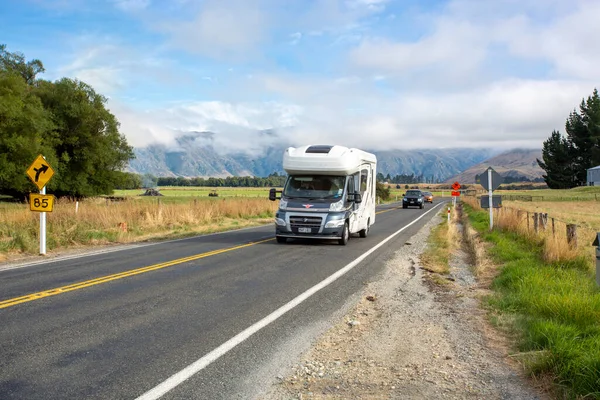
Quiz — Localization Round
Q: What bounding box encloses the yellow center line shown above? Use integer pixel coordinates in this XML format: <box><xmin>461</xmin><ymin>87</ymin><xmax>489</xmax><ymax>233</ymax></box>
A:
<box><xmin>376</xmin><ymin>205</ymin><xmax>403</xmax><ymax>214</ymax></box>
<box><xmin>0</xmin><ymin>238</ymin><xmax>274</xmax><ymax>310</ymax></box>
<box><xmin>1</xmin><ymin>206</ymin><xmax>406</xmax><ymax>310</ymax></box>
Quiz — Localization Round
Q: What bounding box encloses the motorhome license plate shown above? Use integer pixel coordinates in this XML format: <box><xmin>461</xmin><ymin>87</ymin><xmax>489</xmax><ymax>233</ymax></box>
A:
<box><xmin>298</xmin><ymin>227</ymin><xmax>311</xmax><ymax>233</ymax></box>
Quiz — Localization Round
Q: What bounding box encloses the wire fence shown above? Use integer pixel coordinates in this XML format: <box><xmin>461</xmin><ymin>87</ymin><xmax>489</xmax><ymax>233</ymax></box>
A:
<box><xmin>462</xmin><ymin>197</ymin><xmax>597</xmax><ymax>264</ymax></box>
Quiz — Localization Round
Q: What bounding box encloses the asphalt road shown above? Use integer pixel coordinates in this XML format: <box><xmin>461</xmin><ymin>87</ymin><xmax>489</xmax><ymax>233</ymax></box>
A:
<box><xmin>0</xmin><ymin>200</ymin><xmax>446</xmax><ymax>400</ymax></box>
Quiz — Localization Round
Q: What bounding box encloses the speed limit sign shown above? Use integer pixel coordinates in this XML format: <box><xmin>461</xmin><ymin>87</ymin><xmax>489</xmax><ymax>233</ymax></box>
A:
<box><xmin>29</xmin><ymin>193</ymin><xmax>56</xmax><ymax>212</ymax></box>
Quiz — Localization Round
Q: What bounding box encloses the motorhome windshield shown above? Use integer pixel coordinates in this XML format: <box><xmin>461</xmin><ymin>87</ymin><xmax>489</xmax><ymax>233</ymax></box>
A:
<box><xmin>283</xmin><ymin>175</ymin><xmax>346</xmax><ymax>199</ymax></box>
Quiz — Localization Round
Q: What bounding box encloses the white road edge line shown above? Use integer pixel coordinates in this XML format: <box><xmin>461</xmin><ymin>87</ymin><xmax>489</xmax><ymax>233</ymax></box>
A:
<box><xmin>135</xmin><ymin>202</ymin><xmax>445</xmax><ymax>400</ymax></box>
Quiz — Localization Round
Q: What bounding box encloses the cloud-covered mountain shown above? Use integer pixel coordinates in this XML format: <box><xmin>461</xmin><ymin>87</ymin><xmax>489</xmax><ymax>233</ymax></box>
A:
<box><xmin>126</xmin><ymin>131</ymin><xmax>504</xmax><ymax>181</ymax></box>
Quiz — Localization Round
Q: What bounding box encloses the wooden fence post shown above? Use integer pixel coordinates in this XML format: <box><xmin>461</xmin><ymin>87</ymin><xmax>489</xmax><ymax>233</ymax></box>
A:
<box><xmin>527</xmin><ymin>212</ymin><xmax>530</xmax><ymax>231</ymax></box>
<box><xmin>540</xmin><ymin>213</ymin><xmax>548</xmax><ymax>231</ymax></box>
<box><xmin>534</xmin><ymin>212</ymin><xmax>539</xmax><ymax>233</ymax></box>
<box><xmin>552</xmin><ymin>218</ymin><xmax>555</xmax><ymax>238</ymax></box>
<box><xmin>567</xmin><ymin>224</ymin><xmax>578</xmax><ymax>248</ymax></box>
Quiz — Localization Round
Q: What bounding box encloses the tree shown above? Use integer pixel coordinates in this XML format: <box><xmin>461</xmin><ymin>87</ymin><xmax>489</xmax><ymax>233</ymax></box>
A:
<box><xmin>114</xmin><ymin>172</ymin><xmax>143</xmax><ymax>190</ymax></box>
<box><xmin>34</xmin><ymin>78</ymin><xmax>134</xmax><ymax>197</ymax></box>
<box><xmin>538</xmin><ymin>88</ymin><xmax>600</xmax><ymax>188</ymax></box>
<box><xmin>0</xmin><ymin>44</ymin><xmax>45</xmax><ymax>84</ymax></box>
<box><xmin>0</xmin><ymin>70</ymin><xmax>54</xmax><ymax>198</ymax></box>
<box><xmin>0</xmin><ymin>44</ymin><xmax>135</xmax><ymax>198</ymax></box>
<box><xmin>566</xmin><ymin>88</ymin><xmax>600</xmax><ymax>185</ymax></box>
<box><xmin>376</xmin><ymin>181</ymin><xmax>390</xmax><ymax>200</ymax></box>
<box><xmin>537</xmin><ymin>130</ymin><xmax>576</xmax><ymax>189</ymax></box>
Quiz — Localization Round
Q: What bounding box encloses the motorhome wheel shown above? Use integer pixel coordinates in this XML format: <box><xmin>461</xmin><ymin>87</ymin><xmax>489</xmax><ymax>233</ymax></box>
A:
<box><xmin>338</xmin><ymin>222</ymin><xmax>349</xmax><ymax>245</ymax></box>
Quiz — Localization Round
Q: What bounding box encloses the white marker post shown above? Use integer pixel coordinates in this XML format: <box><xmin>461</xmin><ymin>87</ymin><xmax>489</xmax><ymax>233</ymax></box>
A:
<box><xmin>40</xmin><ymin>185</ymin><xmax>46</xmax><ymax>255</ymax></box>
<box><xmin>488</xmin><ymin>167</ymin><xmax>493</xmax><ymax>230</ymax></box>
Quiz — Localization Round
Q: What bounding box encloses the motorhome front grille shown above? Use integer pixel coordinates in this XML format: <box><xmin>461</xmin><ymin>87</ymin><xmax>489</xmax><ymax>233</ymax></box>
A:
<box><xmin>289</xmin><ymin>216</ymin><xmax>322</xmax><ymax>228</ymax></box>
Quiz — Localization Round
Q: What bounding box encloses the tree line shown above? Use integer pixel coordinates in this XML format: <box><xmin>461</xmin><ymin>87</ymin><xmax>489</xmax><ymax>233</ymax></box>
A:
<box><xmin>114</xmin><ymin>172</ymin><xmax>288</xmax><ymax>189</ymax></box>
<box><xmin>0</xmin><ymin>44</ymin><xmax>134</xmax><ymax>199</ymax></box>
<box><xmin>156</xmin><ymin>173</ymin><xmax>287</xmax><ymax>188</ymax></box>
<box><xmin>376</xmin><ymin>172</ymin><xmax>441</xmax><ymax>184</ymax></box>
<box><xmin>537</xmin><ymin>88</ymin><xmax>600</xmax><ymax>189</ymax></box>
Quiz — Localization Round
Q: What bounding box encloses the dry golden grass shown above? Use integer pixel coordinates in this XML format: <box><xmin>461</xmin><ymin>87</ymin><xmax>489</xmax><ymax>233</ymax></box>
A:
<box><xmin>503</xmin><ymin>200</ymin><xmax>600</xmax><ymax>231</ymax></box>
<box><xmin>0</xmin><ymin>197</ymin><xmax>278</xmax><ymax>259</ymax></box>
<box><xmin>461</xmin><ymin>196</ymin><xmax>595</xmax><ymax>269</ymax></box>
<box><xmin>420</xmin><ymin>208</ymin><xmax>460</xmax><ymax>276</ymax></box>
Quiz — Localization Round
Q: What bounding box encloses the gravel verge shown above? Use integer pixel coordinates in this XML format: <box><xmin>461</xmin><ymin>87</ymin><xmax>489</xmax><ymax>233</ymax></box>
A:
<box><xmin>262</xmin><ymin>212</ymin><xmax>547</xmax><ymax>400</ymax></box>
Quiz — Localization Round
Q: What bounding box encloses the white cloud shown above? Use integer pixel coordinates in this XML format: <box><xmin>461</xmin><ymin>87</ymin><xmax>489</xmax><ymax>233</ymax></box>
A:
<box><xmin>350</xmin><ymin>18</ymin><xmax>487</xmax><ymax>76</ymax></box>
<box><xmin>50</xmin><ymin>0</ymin><xmax>600</xmax><ymax>155</ymax></box>
<box><xmin>112</xmin><ymin>100</ymin><xmax>303</xmax><ymax>154</ymax></box>
<box><xmin>161</xmin><ymin>0</ymin><xmax>267</xmax><ymax>59</ymax></box>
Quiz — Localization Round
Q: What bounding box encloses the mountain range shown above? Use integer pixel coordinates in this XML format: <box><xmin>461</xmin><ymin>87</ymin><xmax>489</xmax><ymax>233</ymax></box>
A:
<box><xmin>445</xmin><ymin>148</ymin><xmax>545</xmax><ymax>183</ymax></box>
<box><xmin>126</xmin><ymin>131</ymin><xmax>543</xmax><ymax>183</ymax></box>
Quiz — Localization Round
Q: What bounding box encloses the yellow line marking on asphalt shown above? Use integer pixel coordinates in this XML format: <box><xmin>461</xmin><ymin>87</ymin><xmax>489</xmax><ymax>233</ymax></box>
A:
<box><xmin>0</xmin><ymin>238</ymin><xmax>274</xmax><ymax>310</ymax></box>
<box><xmin>1</xmin><ymin>204</ymin><xmax>415</xmax><ymax>310</ymax></box>
<box><xmin>376</xmin><ymin>205</ymin><xmax>403</xmax><ymax>214</ymax></box>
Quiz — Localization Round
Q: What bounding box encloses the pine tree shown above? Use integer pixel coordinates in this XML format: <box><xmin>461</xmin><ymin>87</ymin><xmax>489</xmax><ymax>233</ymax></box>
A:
<box><xmin>538</xmin><ymin>88</ymin><xmax>600</xmax><ymax>188</ymax></box>
<box><xmin>566</xmin><ymin>88</ymin><xmax>600</xmax><ymax>185</ymax></box>
<box><xmin>537</xmin><ymin>130</ymin><xmax>576</xmax><ymax>189</ymax></box>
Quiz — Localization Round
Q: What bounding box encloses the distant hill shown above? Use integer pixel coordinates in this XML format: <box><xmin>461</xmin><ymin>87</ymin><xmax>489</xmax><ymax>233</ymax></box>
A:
<box><xmin>126</xmin><ymin>131</ymin><xmax>500</xmax><ymax>181</ymax></box>
<box><xmin>445</xmin><ymin>149</ymin><xmax>545</xmax><ymax>184</ymax></box>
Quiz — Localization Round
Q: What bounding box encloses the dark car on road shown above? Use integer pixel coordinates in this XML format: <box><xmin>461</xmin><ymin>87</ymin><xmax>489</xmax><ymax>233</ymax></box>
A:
<box><xmin>402</xmin><ymin>189</ymin><xmax>425</xmax><ymax>209</ymax></box>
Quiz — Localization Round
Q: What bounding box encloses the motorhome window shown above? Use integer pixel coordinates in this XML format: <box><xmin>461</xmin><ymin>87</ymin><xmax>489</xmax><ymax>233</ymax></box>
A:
<box><xmin>360</xmin><ymin>168</ymin><xmax>369</xmax><ymax>195</ymax></box>
<box><xmin>283</xmin><ymin>175</ymin><xmax>346</xmax><ymax>199</ymax></box>
<box><xmin>346</xmin><ymin>175</ymin><xmax>355</xmax><ymax>196</ymax></box>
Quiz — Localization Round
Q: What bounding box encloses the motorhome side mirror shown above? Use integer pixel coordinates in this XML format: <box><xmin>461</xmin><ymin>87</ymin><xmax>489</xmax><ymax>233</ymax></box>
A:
<box><xmin>269</xmin><ymin>188</ymin><xmax>277</xmax><ymax>201</ymax></box>
<box><xmin>353</xmin><ymin>192</ymin><xmax>362</xmax><ymax>203</ymax></box>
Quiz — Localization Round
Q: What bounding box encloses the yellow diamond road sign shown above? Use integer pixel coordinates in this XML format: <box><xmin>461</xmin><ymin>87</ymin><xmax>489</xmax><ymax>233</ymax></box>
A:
<box><xmin>26</xmin><ymin>154</ymin><xmax>55</xmax><ymax>190</ymax></box>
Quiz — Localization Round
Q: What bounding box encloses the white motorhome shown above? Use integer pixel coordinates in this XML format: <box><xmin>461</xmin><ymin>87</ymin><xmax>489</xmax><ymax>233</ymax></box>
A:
<box><xmin>269</xmin><ymin>144</ymin><xmax>377</xmax><ymax>245</ymax></box>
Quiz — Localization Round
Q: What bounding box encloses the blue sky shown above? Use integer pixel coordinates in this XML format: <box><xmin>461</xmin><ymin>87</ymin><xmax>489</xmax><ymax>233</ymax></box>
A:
<box><xmin>2</xmin><ymin>0</ymin><xmax>600</xmax><ymax>153</ymax></box>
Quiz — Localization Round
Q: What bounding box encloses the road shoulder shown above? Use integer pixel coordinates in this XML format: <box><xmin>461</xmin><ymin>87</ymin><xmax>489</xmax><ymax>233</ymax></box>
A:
<box><xmin>262</xmin><ymin>211</ymin><xmax>546</xmax><ymax>399</ymax></box>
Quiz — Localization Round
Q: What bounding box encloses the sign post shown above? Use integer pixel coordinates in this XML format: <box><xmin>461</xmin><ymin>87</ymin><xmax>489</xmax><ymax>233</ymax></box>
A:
<box><xmin>479</xmin><ymin>167</ymin><xmax>503</xmax><ymax>230</ymax></box>
<box><xmin>487</xmin><ymin>168</ymin><xmax>493</xmax><ymax>229</ymax></box>
<box><xmin>451</xmin><ymin>181</ymin><xmax>461</xmax><ymax>207</ymax></box>
<box><xmin>26</xmin><ymin>154</ymin><xmax>55</xmax><ymax>255</ymax></box>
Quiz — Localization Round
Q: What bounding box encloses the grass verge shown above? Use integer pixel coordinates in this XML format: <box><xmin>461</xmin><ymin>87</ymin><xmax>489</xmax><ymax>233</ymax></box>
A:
<box><xmin>420</xmin><ymin>208</ymin><xmax>457</xmax><ymax>281</ymax></box>
<box><xmin>462</xmin><ymin>202</ymin><xmax>600</xmax><ymax>399</ymax></box>
<box><xmin>0</xmin><ymin>197</ymin><xmax>278</xmax><ymax>260</ymax></box>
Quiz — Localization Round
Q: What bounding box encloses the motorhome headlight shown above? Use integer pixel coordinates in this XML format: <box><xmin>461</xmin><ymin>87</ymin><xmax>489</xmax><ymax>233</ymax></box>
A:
<box><xmin>279</xmin><ymin>199</ymin><xmax>288</xmax><ymax>210</ymax></box>
<box><xmin>275</xmin><ymin>217</ymin><xmax>286</xmax><ymax>226</ymax></box>
<box><xmin>325</xmin><ymin>216</ymin><xmax>345</xmax><ymax>228</ymax></box>
<box><xmin>329</xmin><ymin>199</ymin><xmax>344</xmax><ymax>212</ymax></box>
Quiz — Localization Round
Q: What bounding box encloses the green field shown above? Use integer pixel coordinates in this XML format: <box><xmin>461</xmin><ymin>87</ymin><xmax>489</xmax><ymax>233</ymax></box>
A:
<box><xmin>109</xmin><ymin>186</ymin><xmax>281</xmax><ymax>204</ymax></box>
<box><xmin>114</xmin><ymin>186</ymin><xmax>278</xmax><ymax>198</ymax></box>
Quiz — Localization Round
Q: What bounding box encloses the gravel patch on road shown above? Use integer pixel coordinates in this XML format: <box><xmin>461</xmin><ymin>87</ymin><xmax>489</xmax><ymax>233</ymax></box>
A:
<box><xmin>263</xmin><ymin>213</ymin><xmax>546</xmax><ymax>400</ymax></box>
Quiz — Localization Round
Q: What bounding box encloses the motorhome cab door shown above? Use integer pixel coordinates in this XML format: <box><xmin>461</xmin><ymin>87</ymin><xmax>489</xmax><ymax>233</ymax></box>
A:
<box><xmin>348</xmin><ymin>164</ymin><xmax>373</xmax><ymax>233</ymax></box>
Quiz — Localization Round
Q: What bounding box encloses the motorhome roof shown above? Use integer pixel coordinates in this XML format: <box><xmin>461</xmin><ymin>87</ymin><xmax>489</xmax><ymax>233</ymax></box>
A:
<box><xmin>282</xmin><ymin>144</ymin><xmax>377</xmax><ymax>176</ymax></box>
